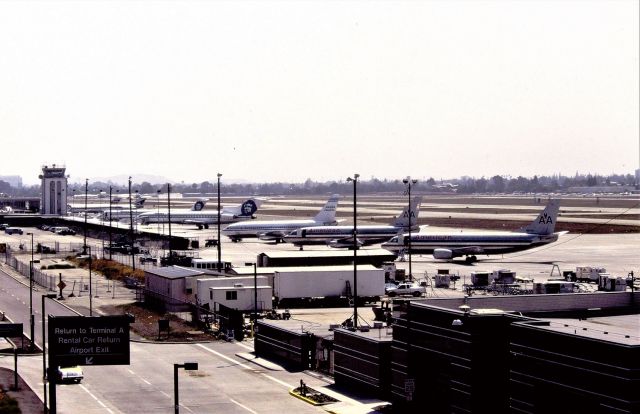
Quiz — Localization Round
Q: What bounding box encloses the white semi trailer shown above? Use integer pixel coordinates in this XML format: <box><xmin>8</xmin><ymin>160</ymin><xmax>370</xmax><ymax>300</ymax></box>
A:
<box><xmin>272</xmin><ymin>265</ymin><xmax>385</xmax><ymax>307</ymax></box>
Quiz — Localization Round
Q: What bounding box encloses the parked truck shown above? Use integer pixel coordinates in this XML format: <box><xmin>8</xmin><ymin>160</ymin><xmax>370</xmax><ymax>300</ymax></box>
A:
<box><xmin>272</xmin><ymin>265</ymin><xmax>385</xmax><ymax>307</ymax></box>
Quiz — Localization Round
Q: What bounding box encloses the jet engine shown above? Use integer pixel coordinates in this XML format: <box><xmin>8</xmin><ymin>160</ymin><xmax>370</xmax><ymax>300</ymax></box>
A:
<box><xmin>433</xmin><ymin>248</ymin><xmax>454</xmax><ymax>259</ymax></box>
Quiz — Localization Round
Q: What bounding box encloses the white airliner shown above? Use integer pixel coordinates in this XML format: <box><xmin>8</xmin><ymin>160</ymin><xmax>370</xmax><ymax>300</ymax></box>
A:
<box><xmin>72</xmin><ymin>191</ymin><xmax>122</xmax><ymax>203</ymax></box>
<box><xmin>381</xmin><ymin>199</ymin><xmax>566</xmax><ymax>263</ymax></box>
<box><xmin>284</xmin><ymin>196</ymin><xmax>422</xmax><ymax>249</ymax></box>
<box><xmin>68</xmin><ymin>197</ymin><xmax>145</xmax><ymax>214</ymax></box>
<box><xmin>136</xmin><ymin>198</ymin><xmax>261</xmax><ymax>229</ymax></box>
<box><xmin>102</xmin><ymin>198</ymin><xmax>200</xmax><ymax>222</ymax></box>
<box><xmin>222</xmin><ymin>195</ymin><xmax>340</xmax><ymax>243</ymax></box>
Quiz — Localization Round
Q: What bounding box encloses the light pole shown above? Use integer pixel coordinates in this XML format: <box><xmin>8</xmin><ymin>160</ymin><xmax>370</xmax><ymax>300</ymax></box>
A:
<box><xmin>167</xmin><ymin>183</ymin><xmax>173</xmax><ymax>262</ymax></box>
<box><xmin>26</xmin><ymin>232</ymin><xmax>35</xmax><ymax>351</ymax></box>
<box><xmin>346</xmin><ymin>174</ymin><xmax>359</xmax><ymax>329</ymax></box>
<box><xmin>217</xmin><ymin>173</ymin><xmax>222</xmax><ymax>272</ymax></box>
<box><xmin>108</xmin><ymin>185</ymin><xmax>113</xmax><ymax>261</ymax></box>
<box><xmin>128</xmin><ymin>177</ymin><xmax>136</xmax><ymax>272</ymax></box>
<box><xmin>41</xmin><ymin>292</ymin><xmax>56</xmax><ymax>414</ymax></box>
<box><xmin>88</xmin><ymin>246</ymin><xmax>93</xmax><ymax>316</ymax></box>
<box><xmin>83</xmin><ymin>178</ymin><xmax>88</xmax><ymax>255</ymax></box>
<box><xmin>157</xmin><ymin>189</ymin><xmax>161</xmax><ymax>235</ymax></box>
<box><xmin>174</xmin><ymin>362</ymin><xmax>198</xmax><ymax>414</ymax></box>
<box><xmin>402</xmin><ymin>177</ymin><xmax>418</xmax><ymax>281</ymax></box>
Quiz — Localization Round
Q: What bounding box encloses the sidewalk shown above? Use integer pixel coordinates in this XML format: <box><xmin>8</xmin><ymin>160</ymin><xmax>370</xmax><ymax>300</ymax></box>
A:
<box><xmin>0</xmin><ymin>366</ymin><xmax>42</xmax><ymax>414</ymax></box>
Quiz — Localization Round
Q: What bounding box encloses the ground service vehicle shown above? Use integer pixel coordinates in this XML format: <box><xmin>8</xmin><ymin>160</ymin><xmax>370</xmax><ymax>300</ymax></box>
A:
<box><xmin>272</xmin><ymin>265</ymin><xmax>384</xmax><ymax>307</ymax></box>
<box><xmin>4</xmin><ymin>227</ymin><xmax>23</xmax><ymax>235</ymax></box>
<box><xmin>386</xmin><ymin>282</ymin><xmax>426</xmax><ymax>297</ymax></box>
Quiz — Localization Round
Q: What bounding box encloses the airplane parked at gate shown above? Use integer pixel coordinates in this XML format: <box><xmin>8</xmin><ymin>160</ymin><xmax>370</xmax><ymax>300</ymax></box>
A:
<box><xmin>284</xmin><ymin>197</ymin><xmax>422</xmax><ymax>249</ymax></box>
<box><xmin>381</xmin><ymin>199</ymin><xmax>566</xmax><ymax>263</ymax></box>
<box><xmin>136</xmin><ymin>198</ymin><xmax>261</xmax><ymax>229</ymax></box>
<box><xmin>222</xmin><ymin>195</ymin><xmax>340</xmax><ymax>243</ymax></box>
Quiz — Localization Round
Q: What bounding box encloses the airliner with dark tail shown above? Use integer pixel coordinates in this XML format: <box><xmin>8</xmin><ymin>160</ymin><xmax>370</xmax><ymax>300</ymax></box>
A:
<box><xmin>381</xmin><ymin>199</ymin><xmax>566</xmax><ymax>262</ymax></box>
<box><xmin>284</xmin><ymin>196</ymin><xmax>422</xmax><ymax>249</ymax></box>
<box><xmin>222</xmin><ymin>195</ymin><xmax>340</xmax><ymax>243</ymax></box>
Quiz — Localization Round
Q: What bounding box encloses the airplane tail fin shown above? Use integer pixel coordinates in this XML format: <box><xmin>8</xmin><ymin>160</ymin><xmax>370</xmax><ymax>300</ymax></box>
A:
<box><xmin>313</xmin><ymin>194</ymin><xmax>340</xmax><ymax>224</ymax></box>
<box><xmin>519</xmin><ymin>199</ymin><xmax>560</xmax><ymax>235</ymax></box>
<box><xmin>224</xmin><ymin>198</ymin><xmax>262</xmax><ymax>217</ymax></box>
<box><xmin>391</xmin><ymin>196</ymin><xmax>422</xmax><ymax>229</ymax></box>
<box><xmin>191</xmin><ymin>199</ymin><xmax>208</xmax><ymax>211</ymax></box>
<box><xmin>134</xmin><ymin>198</ymin><xmax>146</xmax><ymax>208</ymax></box>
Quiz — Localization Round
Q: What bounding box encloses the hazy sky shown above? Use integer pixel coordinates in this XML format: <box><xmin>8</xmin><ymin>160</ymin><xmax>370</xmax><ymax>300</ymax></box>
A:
<box><xmin>1</xmin><ymin>1</ymin><xmax>638</xmax><ymax>185</ymax></box>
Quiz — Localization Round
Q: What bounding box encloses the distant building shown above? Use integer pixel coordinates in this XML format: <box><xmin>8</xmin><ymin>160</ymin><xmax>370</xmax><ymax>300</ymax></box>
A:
<box><xmin>0</xmin><ymin>175</ymin><xmax>22</xmax><ymax>187</ymax></box>
<box><xmin>39</xmin><ymin>164</ymin><xmax>68</xmax><ymax>215</ymax></box>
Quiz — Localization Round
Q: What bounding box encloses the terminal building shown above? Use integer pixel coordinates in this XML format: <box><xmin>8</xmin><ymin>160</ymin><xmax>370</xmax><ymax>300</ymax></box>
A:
<box><xmin>255</xmin><ymin>292</ymin><xmax>640</xmax><ymax>413</ymax></box>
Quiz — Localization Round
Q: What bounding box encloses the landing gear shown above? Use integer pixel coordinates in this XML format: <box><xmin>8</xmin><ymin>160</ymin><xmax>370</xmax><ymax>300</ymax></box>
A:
<box><xmin>465</xmin><ymin>255</ymin><xmax>478</xmax><ymax>263</ymax></box>
<box><xmin>231</xmin><ymin>238</ymin><xmax>240</xmax><ymax>243</ymax></box>
<box><xmin>204</xmin><ymin>224</ymin><xmax>209</xmax><ymax>229</ymax></box>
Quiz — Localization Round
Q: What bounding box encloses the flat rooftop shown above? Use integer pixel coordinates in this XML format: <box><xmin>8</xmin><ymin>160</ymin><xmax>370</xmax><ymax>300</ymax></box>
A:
<box><xmin>540</xmin><ymin>314</ymin><xmax>640</xmax><ymax>346</ymax></box>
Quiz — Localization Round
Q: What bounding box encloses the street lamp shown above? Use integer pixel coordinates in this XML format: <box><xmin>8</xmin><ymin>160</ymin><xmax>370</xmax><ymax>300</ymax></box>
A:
<box><xmin>88</xmin><ymin>246</ymin><xmax>93</xmax><ymax>316</ymax></box>
<box><xmin>128</xmin><ymin>177</ymin><xmax>137</xmax><ymax>272</ymax></box>
<box><xmin>108</xmin><ymin>186</ymin><xmax>113</xmax><ymax>261</ymax></box>
<box><xmin>402</xmin><ymin>177</ymin><xmax>418</xmax><ymax>281</ymax></box>
<box><xmin>174</xmin><ymin>362</ymin><xmax>198</xmax><ymax>414</ymax></box>
<box><xmin>42</xmin><ymin>292</ymin><xmax>56</xmax><ymax>413</ymax></box>
<box><xmin>346</xmin><ymin>174</ymin><xmax>359</xmax><ymax>329</ymax></box>
<box><xmin>217</xmin><ymin>173</ymin><xmax>222</xmax><ymax>272</ymax></box>
<box><xmin>26</xmin><ymin>232</ymin><xmax>35</xmax><ymax>351</ymax></box>
<box><xmin>167</xmin><ymin>183</ymin><xmax>173</xmax><ymax>262</ymax></box>
<box><xmin>83</xmin><ymin>178</ymin><xmax>88</xmax><ymax>255</ymax></box>
<box><xmin>157</xmin><ymin>189</ymin><xmax>162</xmax><ymax>235</ymax></box>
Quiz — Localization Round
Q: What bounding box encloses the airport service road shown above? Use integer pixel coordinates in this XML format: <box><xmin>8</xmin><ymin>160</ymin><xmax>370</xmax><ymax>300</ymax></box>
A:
<box><xmin>0</xmin><ymin>267</ymin><xmax>78</xmax><ymax>344</ymax></box>
<box><xmin>45</xmin><ymin>340</ymin><xmax>328</xmax><ymax>414</ymax></box>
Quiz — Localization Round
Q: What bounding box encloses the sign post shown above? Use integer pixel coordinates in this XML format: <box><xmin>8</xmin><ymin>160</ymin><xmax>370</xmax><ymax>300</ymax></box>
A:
<box><xmin>48</xmin><ymin>315</ymin><xmax>132</xmax><ymax>413</ymax></box>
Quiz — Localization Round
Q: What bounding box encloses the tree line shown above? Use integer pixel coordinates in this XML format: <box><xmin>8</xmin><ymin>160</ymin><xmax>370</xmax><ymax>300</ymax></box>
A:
<box><xmin>1</xmin><ymin>172</ymin><xmax>636</xmax><ymax>198</ymax></box>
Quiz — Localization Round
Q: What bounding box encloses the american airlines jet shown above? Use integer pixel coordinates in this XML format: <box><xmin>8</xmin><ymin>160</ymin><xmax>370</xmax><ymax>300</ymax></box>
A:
<box><xmin>136</xmin><ymin>198</ymin><xmax>261</xmax><ymax>229</ymax></box>
<box><xmin>222</xmin><ymin>195</ymin><xmax>340</xmax><ymax>243</ymax></box>
<box><xmin>284</xmin><ymin>196</ymin><xmax>422</xmax><ymax>249</ymax></box>
<box><xmin>381</xmin><ymin>199</ymin><xmax>566</xmax><ymax>263</ymax></box>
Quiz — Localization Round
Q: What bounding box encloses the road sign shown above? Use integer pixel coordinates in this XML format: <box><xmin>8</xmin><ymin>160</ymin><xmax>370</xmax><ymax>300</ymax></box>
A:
<box><xmin>0</xmin><ymin>323</ymin><xmax>23</xmax><ymax>337</ymax></box>
<box><xmin>57</xmin><ymin>280</ymin><xmax>67</xmax><ymax>290</ymax></box>
<box><xmin>48</xmin><ymin>315</ymin><xmax>131</xmax><ymax>366</ymax></box>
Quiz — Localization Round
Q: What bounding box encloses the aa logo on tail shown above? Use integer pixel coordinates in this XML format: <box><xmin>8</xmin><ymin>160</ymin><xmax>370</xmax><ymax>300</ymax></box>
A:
<box><xmin>538</xmin><ymin>213</ymin><xmax>553</xmax><ymax>224</ymax></box>
<box><xmin>402</xmin><ymin>211</ymin><xmax>416</xmax><ymax>219</ymax></box>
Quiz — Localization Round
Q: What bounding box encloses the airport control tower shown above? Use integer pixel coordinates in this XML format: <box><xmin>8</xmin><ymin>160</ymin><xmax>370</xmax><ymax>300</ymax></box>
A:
<box><xmin>39</xmin><ymin>164</ymin><xmax>68</xmax><ymax>215</ymax></box>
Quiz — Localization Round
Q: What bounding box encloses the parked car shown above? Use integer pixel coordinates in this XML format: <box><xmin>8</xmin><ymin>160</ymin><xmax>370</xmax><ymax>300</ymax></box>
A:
<box><xmin>55</xmin><ymin>227</ymin><xmax>76</xmax><ymax>235</ymax></box>
<box><xmin>386</xmin><ymin>282</ymin><xmax>426</xmax><ymax>297</ymax></box>
<box><xmin>4</xmin><ymin>227</ymin><xmax>23</xmax><ymax>235</ymax></box>
<box><xmin>139</xmin><ymin>254</ymin><xmax>156</xmax><ymax>264</ymax></box>
<box><xmin>57</xmin><ymin>366</ymin><xmax>83</xmax><ymax>383</ymax></box>
<box><xmin>0</xmin><ymin>223</ymin><xmax>9</xmax><ymax>230</ymax></box>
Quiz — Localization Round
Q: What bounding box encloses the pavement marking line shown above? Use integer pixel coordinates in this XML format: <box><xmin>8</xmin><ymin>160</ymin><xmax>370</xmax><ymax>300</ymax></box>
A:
<box><xmin>127</xmin><ymin>369</ymin><xmax>135</xmax><ymax>375</ymax></box>
<box><xmin>261</xmin><ymin>373</ymin><xmax>294</xmax><ymax>389</ymax></box>
<box><xmin>196</xmin><ymin>343</ymin><xmax>293</xmax><ymax>388</ymax></box>
<box><xmin>235</xmin><ymin>341</ymin><xmax>254</xmax><ymax>351</ymax></box>
<box><xmin>79</xmin><ymin>384</ymin><xmax>115</xmax><ymax>414</ymax></box>
<box><xmin>229</xmin><ymin>398</ymin><xmax>258</xmax><ymax>414</ymax></box>
<box><xmin>160</xmin><ymin>391</ymin><xmax>171</xmax><ymax>399</ymax></box>
<box><xmin>195</xmin><ymin>343</ymin><xmax>252</xmax><ymax>369</ymax></box>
